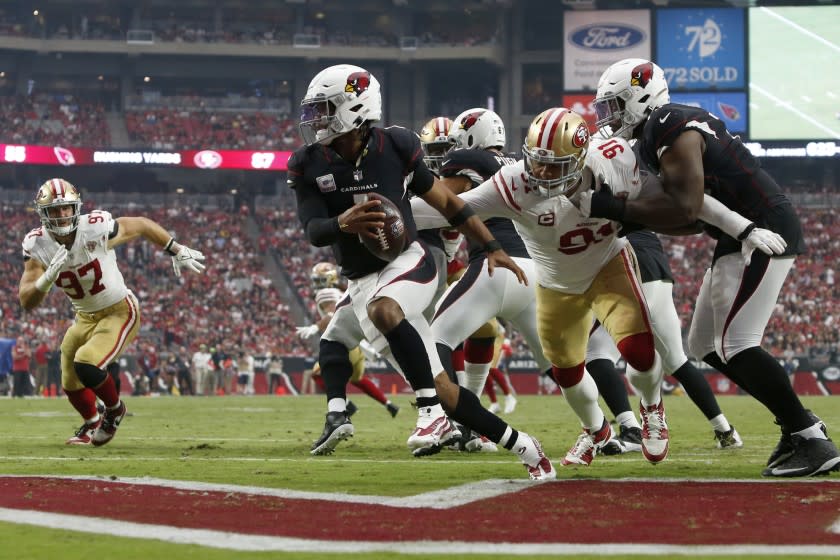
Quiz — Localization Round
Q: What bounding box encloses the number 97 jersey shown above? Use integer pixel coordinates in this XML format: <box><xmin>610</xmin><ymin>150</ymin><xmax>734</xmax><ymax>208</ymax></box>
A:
<box><xmin>22</xmin><ymin>210</ymin><xmax>129</xmax><ymax>313</ymax></box>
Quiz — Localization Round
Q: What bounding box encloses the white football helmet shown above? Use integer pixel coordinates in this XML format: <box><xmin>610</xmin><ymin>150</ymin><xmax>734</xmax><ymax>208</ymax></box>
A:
<box><xmin>35</xmin><ymin>178</ymin><xmax>82</xmax><ymax>236</ymax></box>
<box><xmin>449</xmin><ymin>108</ymin><xmax>506</xmax><ymax>150</ymax></box>
<box><xmin>594</xmin><ymin>58</ymin><xmax>670</xmax><ymax>141</ymax></box>
<box><xmin>418</xmin><ymin>116</ymin><xmax>454</xmax><ymax>173</ymax></box>
<box><xmin>299</xmin><ymin>64</ymin><xmax>382</xmax><ymax>146</ymax></box>
<box><xmin>522</xmin><ymin>108</ymin><xmax>590</xmax><ymax>198</ymax></box>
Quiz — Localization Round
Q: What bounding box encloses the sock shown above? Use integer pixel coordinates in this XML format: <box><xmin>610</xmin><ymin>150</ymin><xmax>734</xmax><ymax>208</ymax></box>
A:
<box><xmin>384</xmin><ymin>320</ymin><xmax>438</xmax><ymax>404</ymax></box>
<box><xmin>464</xmin><ymin>361</ymin><xmax>492</xmax><ymax>396</ymax></box>
<box><xmin>586</xmin><ymin>359</ymin><xmax>633</xmax><ymax>419</ymax></box>
<box><xmin>709</xmin><ymin>414</ymin><xmax>731</xmax><ymax>433</ymax></box>
<box><xmin>65</xmin><ymin>387</ymin><xmax>99</xmax><ymax>423</ymax></box>
<box><xmin>435</xmin><ymin>342</ymin><xmax>458</xmax><ymax>384</ymax></box>
<box><xmin>452</xmin><ymin>345</ymin><xmax>465</xmax><ymax>384</ymax></box>
<box><xmin>616</xmin><ymin>411</ymin><xmax>641</xmax><ymax>430</ymax></box>
<box><xmin>726</xmin><ymin>347</ymin><xmax>813</xmax><ymax>432</ymax></box>
<box><xmin>484</xmin><ymin>377</ymin><xmax>498</xmax><ymax>403</ymax></box>
<box><xmin>489</xmin><ymin>367</ymin><xmax>512</xmax><ymax>395</ymax></box>
<box><xmin>92</xmin><ymin>374</ymin><xmax>120</xmax><ymax>408</ymax></box>
<box><xmin>327</xmin><ymin>397</ymin><xmax>347</xmax><ymax>413</ymax></box>
<box><xmin>703</xmin><ymin>352</ymin><xmax>755</xmax><ymax>398</ymax></box>
<box><xmin>671</xmin><ymin>360</ymin><xmax>721</xmax><ymax>420</ymax></box>
<box><xmin>626</xmin><ymin>353</ymin><xmax>663</xmax><ymax>408</ymax></box>
<box><xmin>352</xmin><ymin>377</ymin><xmax>388</xmax><ymax>405</ymax></box>
<box><xmin>554</xmin><ymin>367</ymin><xmax>604</xmax><ymax>431</ymax></box>
<box><xmin>451</xmin><ymin>385</ymin><xmax>511</xmax><ymax>443</ymax></box>
<box><xmin>319</xmin><ymin>340</ymin><xmax>353</xmax><ymax>401</ymax></box>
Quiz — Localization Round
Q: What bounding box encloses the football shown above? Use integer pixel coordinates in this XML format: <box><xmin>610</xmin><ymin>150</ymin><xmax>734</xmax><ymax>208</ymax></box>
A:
<box><xmin>359</xmin><ymin>192</ymin><xmax>407</xmax><ymax>262</ymax></box>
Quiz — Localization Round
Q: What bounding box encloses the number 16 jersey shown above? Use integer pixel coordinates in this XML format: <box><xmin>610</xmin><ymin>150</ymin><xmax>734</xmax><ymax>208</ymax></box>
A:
<box><xmin>22</xmin><ymin>210</ymin><xmax>128</xmax><ymax>313</ymax></box>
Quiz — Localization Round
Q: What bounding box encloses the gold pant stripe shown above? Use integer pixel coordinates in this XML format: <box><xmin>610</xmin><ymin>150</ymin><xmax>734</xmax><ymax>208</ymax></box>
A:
<box><xmin>97</xmin><ymin>293</ymin><xmax>139</xmax><ymax>368</ymax></box>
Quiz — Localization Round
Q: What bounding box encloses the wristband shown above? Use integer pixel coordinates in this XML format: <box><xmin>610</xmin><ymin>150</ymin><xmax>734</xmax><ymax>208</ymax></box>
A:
<box><xmin>34</xmin><ymin>274</ymin><xmax>53</xmax><ymax>293</ymax></box>
<box><xmin>484</xmin><ymin>239</ymin><xmax>503</xmax><ymax>253</ymax></box>
<box><xmin>163</xmin><ymin>237</ymin><xmax>177</xmax><ymax>256</ymax></box>
<box><xmin>737</xmin><ymin>223</ymin><xmax>757</xmax><ymax>241</ymax></box>
<box><xmin>447</xmin><ymin>204</ymin><xmax>476</xmax><ymax>227</ymax></box>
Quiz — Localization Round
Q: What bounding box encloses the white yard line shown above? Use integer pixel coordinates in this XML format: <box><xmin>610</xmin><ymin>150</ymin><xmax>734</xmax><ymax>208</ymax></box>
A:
<box><xmin>760</xmin><ymin>7</ymin><xmax>840</xmax><ymax>54</ymax></box>
<box><xmin>750</xmin><ymin>82</ymin><xmax>840</xmax><ymax>139</ymax></box>
<box><xmin>0</xmin><ymin>507</ymin><xmax>838</xmax><ymax>556</ymax></box>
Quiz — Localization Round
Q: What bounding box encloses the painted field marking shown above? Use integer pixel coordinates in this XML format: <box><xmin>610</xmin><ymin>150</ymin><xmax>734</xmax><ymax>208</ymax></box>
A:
<box><xmin>750</xmin><ymin>82</ymin><xmax>840</xmax><ymax>139</ymax></box>
<box><xmin>2</xmin><ymin>507</ymin><xmax>839</xmax><ymax>556</ymax></box>
<box><xmin>760</xmin><ymin>7</ymin><xmax>840</xmax><ymax>54</ymax></box>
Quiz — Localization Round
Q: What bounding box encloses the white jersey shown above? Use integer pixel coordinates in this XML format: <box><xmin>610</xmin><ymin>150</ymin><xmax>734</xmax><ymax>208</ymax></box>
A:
<box><xmin>22</xmin><ymin>210</ymin><xmax>129</xmax><ymax>313</ymax></box>
<box><xmin>314</xmin><ymin>287</ymin><xmax>344</xmax><ymax>319</ymax></box>
<box><xmin>411</xmin><ymin>137</ymin><xmax>639</xmax><ymax>294</ymax></box>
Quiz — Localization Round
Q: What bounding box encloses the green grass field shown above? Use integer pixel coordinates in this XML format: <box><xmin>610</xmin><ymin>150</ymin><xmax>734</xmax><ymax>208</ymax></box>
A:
<box><xmin>1</xmin><ymin>393</ymin><xmax>838</xmax><ymax>559</ymax></box>
<box><xmin>749</xmin><ymin>6</ymin><xmax>840</xmax><ymax>140</ymax></box>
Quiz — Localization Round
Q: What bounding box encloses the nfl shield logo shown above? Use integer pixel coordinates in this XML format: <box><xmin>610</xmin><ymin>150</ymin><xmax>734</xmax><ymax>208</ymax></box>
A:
<box><xmin>86</xmin><ymin>241</ymin><xmax>97</xmax><ymax>251</ymax></box>
<box><xmin>353</xmin><ymin>169</ymin><xmax>363</xmax><ymax>181</ymax></box>
<box><xmin>316</xmin><ymin>174</ymin><xmax>337</xmax><ymax>193</ymax></box>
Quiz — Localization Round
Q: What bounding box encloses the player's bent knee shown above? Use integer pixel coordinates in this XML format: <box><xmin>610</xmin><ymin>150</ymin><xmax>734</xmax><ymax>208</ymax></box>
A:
<box><xmin>367</xmin><ymin>297</ymin><xmax>404</xmax><ymax>332</ymax></box>
<box><xmin>551</xmin><ymin>363</ymin><xmax>585</xmax><ymax>388</ymax></box>
<box><xmin>74</xmin><ymin>362</ymin><xmax>107</xmax><ymax>388</ymax></box>
<box><xmin>617</xmin><ymin>332</ymin><xmax>655</xmax><ymax>372</ymax></box>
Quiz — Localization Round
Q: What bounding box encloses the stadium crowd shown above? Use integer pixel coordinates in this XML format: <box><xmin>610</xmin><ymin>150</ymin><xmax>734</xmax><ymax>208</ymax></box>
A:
<box><xmin>2</xmin><ymin>197</ymin><xmax>837</xmax><ymax>398</ymax></box>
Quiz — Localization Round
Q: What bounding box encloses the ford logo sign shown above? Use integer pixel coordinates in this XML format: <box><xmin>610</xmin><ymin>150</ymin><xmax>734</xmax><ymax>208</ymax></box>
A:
<box><xmin>569</xmin><ymin>24</ymin><xmax>646</xmax><ymax>50</ymax></box>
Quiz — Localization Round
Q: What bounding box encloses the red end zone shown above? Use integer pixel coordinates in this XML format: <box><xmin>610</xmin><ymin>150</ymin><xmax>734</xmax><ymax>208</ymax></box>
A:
<box><xmin>1</xmin><ymin>476</ymin><xmax>838</xmax><ymax>546</ymax></box>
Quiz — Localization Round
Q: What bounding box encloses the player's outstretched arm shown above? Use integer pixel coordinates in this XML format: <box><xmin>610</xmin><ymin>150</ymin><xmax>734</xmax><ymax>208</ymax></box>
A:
<box><xmin>112</xmin><ymin>217</ymin><xmax>206</xmax><ymax>276</ymax></box>
<box><xmin>419</xmin><ymin>179</ymin><xmax>527</xmax><ymax>285</ymax></box>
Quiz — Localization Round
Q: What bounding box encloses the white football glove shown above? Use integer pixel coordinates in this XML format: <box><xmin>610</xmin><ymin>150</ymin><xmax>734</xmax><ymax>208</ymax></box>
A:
<box><xmin>295</xmin><ymin>324</ymin><xmax>320</xmax><ymax>340</ymax></box>
<box><xmin>172</xmin><ymin>245</ymin><xmax>206</xmax><ymax>277</ymax></box>
<box><xmin>35</xmin><ymin>245</ymin><xmax>69</xmax><ymax>292</ymax></box>
<box><xmin>741</xmin><ymin>226</ymin><xmax>787</xmax><ymax>266</ymax></box>
<box><xmin>358</xmin><ymin>339</ymin><xmax>382</xmax><ymax>362</ymax></box>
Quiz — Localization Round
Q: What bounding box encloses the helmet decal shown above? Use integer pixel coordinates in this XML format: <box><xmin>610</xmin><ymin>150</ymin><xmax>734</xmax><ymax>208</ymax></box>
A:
<box><xmin>345</xmin><ymin>72</ymin><xmax>371</xmax><ymax>96</ymax></box>
<box><xmin>630</xmin><ymin>62</ymin><xmax>654</xmax><ymax>88</ymax></box>
<box><xmin>572</xmin><ymin>123</ymin><xmax>590</xmax><ymax>148</ymax></box>
<box><xmin>459</xmin><ymin>111</ymin><xmax>484</xmax><ymax>130</ymax></box>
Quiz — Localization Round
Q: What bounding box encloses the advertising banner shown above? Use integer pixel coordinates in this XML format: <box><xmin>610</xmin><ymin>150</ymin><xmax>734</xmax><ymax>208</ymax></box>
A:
<box><xmin>564</xmin><ymin>10</ymin><xmax>652</xmax><ymax>91</ymax></box>
<box><xmin>562</xmin><ymin>94</ymin><xmax>598</xmax><ymax>131</ymax></box>
<box><xmin>670</xmin><ymin>91</ymin><xmax>747</xmax><ymax>133</ymax></box>
<box><xmin>656</xmin><ymin>8</ymin><xmax>745</xmax><ymax>90</ymax></box>
<box><xmin>0</xmin><ymin>144</ymin><xmax>292</xmax><ymax>171</ymax></box>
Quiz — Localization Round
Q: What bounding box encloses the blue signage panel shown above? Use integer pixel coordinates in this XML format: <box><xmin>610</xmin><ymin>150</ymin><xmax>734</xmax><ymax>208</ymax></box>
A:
<box><xmin>670</xmin><ymin>92</ymin><xmax>747</xmax><ymax>133</ymax></box>
<box><xmin>656</xmin><ymin>8</ymin><xmax>745</xmax><ymax>90</ymax></box>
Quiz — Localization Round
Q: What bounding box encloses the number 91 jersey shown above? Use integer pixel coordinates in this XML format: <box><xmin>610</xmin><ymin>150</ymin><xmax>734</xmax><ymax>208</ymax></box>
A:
<box><xmin>22</xmin><ymin>210</ymin><xmax>129</xmax><ymax>313</ymax></box>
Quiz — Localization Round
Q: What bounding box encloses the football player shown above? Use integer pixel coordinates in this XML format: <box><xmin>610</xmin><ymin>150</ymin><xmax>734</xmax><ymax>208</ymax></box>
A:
<box><xmin>585</xmin><ymin>229</ymin><xmax>742</xmax><ymax>453</ymax></box>
<box><xmin>414</xmin><ymin>107</ymin><xmax>672</xmax><ymax>467</ymax></box>
<box><xmin>18</xmin><ymin>178</ymin><xmax>205</xmax><ymax>446</ymax></box>
<box><xmin>295</xmin><ymin>261</ymin><xmax>399</xmax><ymax>418</ymax></box>
<box><xmin>430</xmin><ymin>108</ymin><xmax>552</xmax><ymax>449</ymax></box>
<box><xmin>290</xmin><ymin>64</ymin><xmax>553</xmax><ymax>479</ymax></box>
<box><xmin>416</xmin><ymin>116</ymin><xmax>456</xmax><ymax>323</ymax></box>
<box><xmin>587</xmin><ymin>58</ymin><xmax>838</xmax><ymax>477</ymax></box>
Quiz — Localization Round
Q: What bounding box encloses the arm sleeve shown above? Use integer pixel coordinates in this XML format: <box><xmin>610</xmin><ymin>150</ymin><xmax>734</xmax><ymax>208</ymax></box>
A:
<box><xmin>698</xmin><ymin>194</ymin><xmax>752</xmax><ymax>239</ymax></box>
<box><xmin>288</xmin><ymin>151</ymin><xmax>343</xmax><ymax>247</ymax></box>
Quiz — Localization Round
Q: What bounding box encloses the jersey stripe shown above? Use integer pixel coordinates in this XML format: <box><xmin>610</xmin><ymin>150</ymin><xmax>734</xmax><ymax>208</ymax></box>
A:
<box><xmin>492</xmin><ymin>172</ymin><xmax>521</xmax><ymax>213</ymax></box>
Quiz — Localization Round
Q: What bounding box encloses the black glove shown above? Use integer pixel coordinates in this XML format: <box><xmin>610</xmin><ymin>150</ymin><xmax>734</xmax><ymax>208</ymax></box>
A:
<box><xmin>589</xmin><ymin>188</ymin><xmax>627</xmax><ymax>221</ymax></box>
